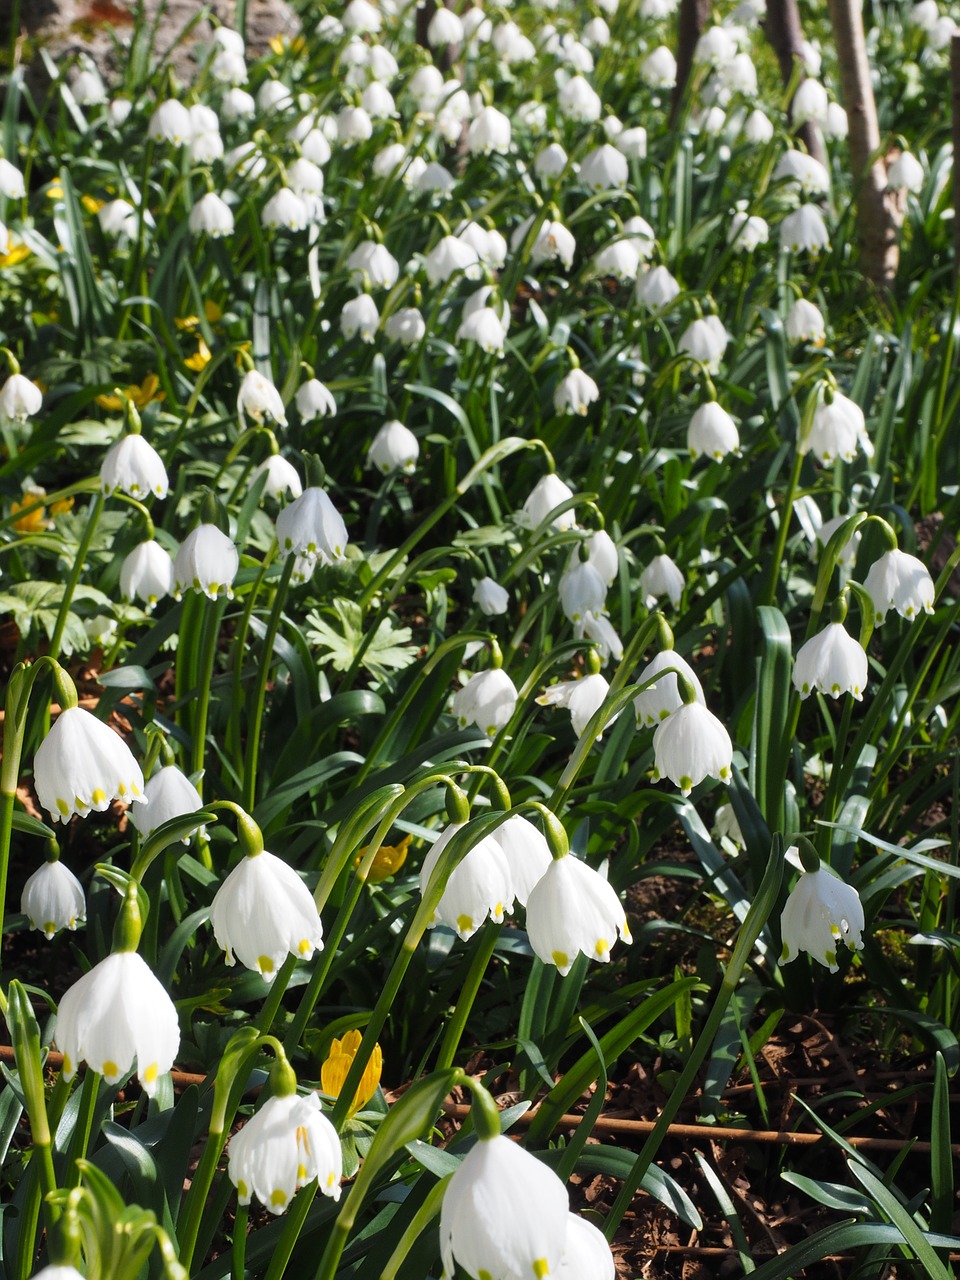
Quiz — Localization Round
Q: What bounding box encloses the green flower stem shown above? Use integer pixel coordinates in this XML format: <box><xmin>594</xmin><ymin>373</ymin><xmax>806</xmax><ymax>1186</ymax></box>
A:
<box><xmin>231</xmin><ymin>1203</ymin><xmax>248</xmax><ymax>1280</ymax></box>
<box><xmin>65</xmin><ymin>1068</ymin><xmax>100</xmax><ymax>1189</ymax></box>
<box><xmin>243</xmin><ymin>554</ymin><xmax>293</xmax><ymax>811</ymax></box>
<box><xmin>192</xmin><ymin>595</ymin><xmax>229</xmax><ymax>789</ymax></box>
<box><xmin>604</xmin><ymin>836</ymin><xmax>784</xmax><ymax>1237</ymax></box>
<box><xmin>226</xmin><ymin>549</ymin><xmax>275</xmax><ymax>772</ymax></box>
<box><xmin>264</xmin><ymin>1181</ymin><xmax>318</xmax><ymax>1280</ymax></box>
<box><xmin>49</xmin><ymin>491</ymin><xmax>104</xmax><ymax>660</ymax></box>
<box><xmin>761</xmin><ymin>444</ymin><xmax>804</xmax><ymax>608</ymax></box>
<box><xmin>435</xmin><ymin>921</ymin><xmax>502</xmax><ymax>1072</ymax></box>
<box><xmin>175</xmin><ymin>590</ymin><xmax>203</xmax><ymax>740</ymax></box>
<box><xmin>257</xmin><ymin>954</ymin><xmax>297</xmax><ymax>1036</ymax></box>
<box><xmin>329</xmin><ymin>816</ymin><xmax>510</xmax><ymax>1131</ymax></box>
<box><xmin>379</xmin><ymin>1175</ymin><xmax>451</xmax><ymax>1280</ymax></box>
<box><xmin>0</xmin><ymin>790</ymin><xmax>14</xmax><ymax>964</ymax></box>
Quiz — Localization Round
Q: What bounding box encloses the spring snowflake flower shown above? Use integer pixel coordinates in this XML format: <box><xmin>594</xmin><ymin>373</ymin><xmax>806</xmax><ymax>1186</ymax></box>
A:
<box><xmin>640</xmin><ymin>44</ymin><xmax>678</xmax><ymax>87</ymax></box>
<box><xmin>489</xmin><ymin>816</ymin><xmax>552</xmax><ymax>907</ymax></box>
<box><xmin>174</xmin><ymin>525</ymin><xmax>239</xmax><ymax>600</ymax></box>
<box><xmin>229</xmin><ymin>1091</ymin><xmax>342</xmax><ymax>1212</ymax></box>
<box><xmin>537</xmin><ymin>672</ymin><xmax>614</xmax><ymax>739</ymax></box>
<box><xmin>791</xmin><ymin>78</ymin><xmax>829</xmax><ymax>127</ymax></box>
<box><xmin>148</xmin><ymin>99</ymin><xmax>192</xmax><ymax>145</ymax></box>
<box><xmin>815</xmin><ymin>514</ymin><xmax>862</xmax><ymax>568</ymax></box>
<box><xmin>780</xmin><ymin>857</ymin><xmax>865</xmax><ymax>972</ymax></box>
<box><xmin>792</xmin><ymin>622</ymin><xmax>868</xmax><ymax>699</ymax></box>
<box><xmin>340</xmin><ymin>294</ymin><xmax>380</xmax><ymax>342</ymax></box>
<box><xmin>189</xmin><ymin>192</ymin><xmax>234</xmax><ymax>238</ymax></box>
<box><xmin>695</xmin><ymin>24</ymin><xmax>737</xmax><ymax>65</ymax></box>
<box><xmin>581</xmin><ymin>612</ymin><xmax>623</xmax><ymax>664</ymax></box>
<box><xmin>419</xmin><ymin>822</ymin><xmax>515</xmax><ymax>940</ymax></box>
<box><xmin>678</xmin><ymin>316</ymin><xmax>729</xmax><ymax>372</ymax></box>
<box><xmin>121</xmin><ymin>539</ymin><xmax>176</xmax><ymax>609</ymax></box>
<box><xmin>188</xmin><ymin>104</ymin><xmax>223</xmax><ymax>163</ymax></box>
<box><xmin>554</xmin><ymin>369</ymin><xmax>600</xmax><ymax>416</ymax></box>
<box><xmin>295</xmin><ymin>378</ymin><xmax>337</xmax><ymax>421</ymax></box>
<box><xmin>22</xmin><ymin>859</ymin><xmax>85</xmax><ymax>939</ymax></box>
<box><xmin>728</xmin><ymin>208</ymin><xmax>768</xmax><ymax>252</ymax></box>
<box><xmin>526</xmin><ymin>853</ymin><xmax>632</xmax><ymax>975</ymax></box>
<box><xmin>457</xmin><ymin>222</ymin><xmax>507</xmax><ymax>271</ymax></box>
<box><xmin>785</xmin><ymin>299</ymin><xmax>826</xmax><ymax>345</ymax></box>
<box><xmin>252</xmin><ymin>455</ymin><xmax>303</xmax><ymax>501</ymax></box>
<box><xmin>100</xmin><ymin>434</ymin><xmax>169</xmax><ymax>499</ymax></box>
<box><xmin>211</xmin><ymin>849</ymin><xmax>323</xmax><ymax>980</ymax></box>
<box><xmin>262</xmin><ymin>188</ymin><xmax>308</xmax><ymax>232</ymax></box>
<box><xmin>616</xmin><ymin>127</ymin><xmax>648</xmax><ymax>160</ymax></box>
<box><xmin>276</xmin><ymin>487</ymin><xmax>348</xmax><ymax>564</ymax></box>
<box><xmin>129</xmin><ymin>765</ymin><xmax>205</xmax><ymax>843</ymax></box>
<box><xmin>824</xmin><ymin>101</ymin><xmax>848</xmax><ymax>139</ymax></box>
<box><xmin>802</xmin><ymin>391</ymin><xmax>867</xmax><ymax>465</ymax></box>
<box><xmin>347</xmin><ymin>241</ymin><xmax>399</xmax><ymax>289</ymax></box>
<box><xmin>473</xmin><ymin>577</ymin><xmax>510</xmax><ymax>616</ymax></box>
<box><xmin>518</xmin><ymin>474</ymin><xmax>576</xmax><ymax>531</ymax></box>
<box><xmin>452</xmin><ymin>668</ymin><xmax>518</xmax><ymax>736</ymax></box>
<box><xmin>534</xmin><ymin>142</ymin><xmax>569</xmax><ymax>180</ymax></box>
<box><xmin>636</xmin><ymin>265</ymin><xmax>680</xmax><ymax>310</ymax></box>
<box><xmin>457</xmin><ymin>306</ymin><xmax>507</xmax><ymax>355</ymax></box>
<box><xmin>467</xmin><ymin>105</ymin><xmax>511</xmax><ymax>155</ymax></box>
<box><xmin>556</xmin><ymin>1214</ymin><xmax>616</xmax><ymax>1279</ymax></box>
<box><xmin>634</xmin><ymin>650</ymin><xmax>704</xmax><ymax>726</ymax></box>
<box><xmin>887</xmin><ymin>151</ymin><xmax>924</xmax><ymax>193</ymax></box>
<box><xmin>688</xmin><ymin>402</ymin><xmax>740</xmax><ymax>460</ymax></box>
<box><xmin>557</xmin><ymin>74</ymin><xmax>602</xmax><ymax>122</ymax></box>
<box><xmin>56</xmin><ymin>950</ymin><xmax>179</xmax><ymax>1094</ymax></box>
<box><xmin>424</xmin><ymin>235</ymin><xmax>482</xmax><ymax>285</ymax></box>
<box><xmin>863</xmin><ymin>549</ymin><xmax>935</xmax><ymax>623</ymax></box>
<box><xmin>743</xmin><ymin>108</ymin><xmax>774</xmax><ymax>143</ymax></box>
<box><xmin>780</xmin><ymin>204</ymin><xmax>831</xmax><ymax>255</ymax></box>
<box><xmin>0</xmin><ymin>374</ymin><xmax>42</xmax><ymax>423</ymax></box>
<box><xmin>337</xmin><ymin>105</ymin><xmax>373</xmax><ymax>146</ymax></box>
<box><xmin>579</xmin><ymin>144</ymin><xmax>628</xmax><ymax>191</ymax></box>
<box><xmin>440</xmin><ymin>1134</ymin><xmax>569</xmax><ymax>1280</ymax></box>
<box><xmin>367</xmin><ymin>420</ymin><xmax>419</xmax><ymax>474</ymax></box>
<box><xmin>559</xmin><ymin>560</ymin><xmax>607</xmax><ymax>626</ymax></box>
<box><xmin>428</xmin><ymin>5</ymin><xmax>464</xmax><ymax>44</ymax></box>
<box><xmin>774</xmin><ymin>150</ymin><xmax>830</xmax><ymax>196</ymax></box>
<box><xmin>238</xmin><ymin>370</ymin><xmax>287</xmax><ymax>426</ymax></box>
<box><xmin>641</xmin><ymin>553</ymin><xmax>685</xmax><ymax>608</ymax></box>
<box><xmin>653</xmin><ymin>702</ymin><xmax>733</xmax><ymax>795</ymax></box>
<box><xmin>385</xmin><ymin>307</ymin><xmax>427</xmax><ymax>346</ymax></box>
<box><xmin>35</xmin><ymin>706</ymin><xmax>145</xmax><ymax>823</ymax></box>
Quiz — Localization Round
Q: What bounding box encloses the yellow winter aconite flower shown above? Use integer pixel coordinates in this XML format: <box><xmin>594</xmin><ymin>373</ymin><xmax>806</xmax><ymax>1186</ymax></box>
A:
<box><xmin>355</xmin><ymin>833</ymin><xmax>411</xmax><ymax>883</ymax></box>
<box><xmin>320</xmin><ymin>1029</ymin><xmax>382</xmax><ymax>1116</ymax></box>
<box><xmin>46</xmin><ymin>182</ymin><xmax>64</xmax><ymax>200</ymax></box>
<box><xmin>96</xmin><ymin>373</ymin><xmax>165</xmax><ymax>412</ymax></box>
<box><xmin>184</xmin><ymin>339</ymin><xmax>212</xmax><ymax>372</ymax></box>
<box><xmin>11</xmin><ymin>489</ymin><xmax>51</xmax><ymax>533</ymax></box>
<box><xmin>81</xmin><ymin>194</ymin><xmax>105</xmax><ymax>214</ymax></box>
<box><xmin>176</xmin><ymin>299</ymin><xmax>223</xmax><ymax>330</ymax></box>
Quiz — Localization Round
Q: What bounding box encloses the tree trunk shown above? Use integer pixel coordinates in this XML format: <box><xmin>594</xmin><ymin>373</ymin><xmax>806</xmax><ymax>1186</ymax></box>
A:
<box><xmin>671</xmin><ymin>0</ymin><xmax>711</xmax><ymax>126</ymax></box>
<box><xmin>828</xmin><ymin>0</ymin><xmax>900</xmax><ymax>288</ymax></box>
<box><xmin>763</xmin><ymin>0</ymin><xmax>827</xmax><ymax>167</ymax></box>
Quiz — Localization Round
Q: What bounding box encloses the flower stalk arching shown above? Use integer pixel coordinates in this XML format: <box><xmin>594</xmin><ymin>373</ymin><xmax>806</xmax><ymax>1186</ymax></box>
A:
<box><xmin>48</xmin><ymin>491</ymin><xmax>105</xmax><ymax>660</ymax></box>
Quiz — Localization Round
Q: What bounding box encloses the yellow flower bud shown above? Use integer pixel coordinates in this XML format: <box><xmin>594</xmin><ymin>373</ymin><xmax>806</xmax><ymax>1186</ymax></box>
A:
<box><xmin>320</xmin><ymin>1029</ymin><xmax>382</xmax><ymax>1116</ymax></box>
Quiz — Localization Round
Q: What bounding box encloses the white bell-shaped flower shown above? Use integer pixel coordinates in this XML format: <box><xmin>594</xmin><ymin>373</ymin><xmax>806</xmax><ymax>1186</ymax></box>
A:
<box><xmin>229</xmin><ymin>1091</ymin><xmax>342</xmax><ymax>1213</ymax></box>
<box><xmin>557</xmin><ymin>74</ymin><xmax>602</xmax><ymax>122</ymax></box>
<box><xmin>636</xmin><ymin>265</ymin><xmax>680</xmax><ymax>310</ymax></box>
<box><xmin>452</xmin><ymin>668</ymin><xmax>518</xmax><ymax>736</ymax></box>
<box><xmin>276</xmin><ymin>487</ymin><xmax>348</xmax><ymax>563</ymax></box>
<box><xmin>188</xmin><ymin>104</ymin><xmax>223</xmax><ymax>163</ymax></box>
<box><xmin>793</xmin><ymin>622</ymin><xmax>868</xmax><ymax>699</ymax></box>
<box><xmin>579</xmin><ymin>144</ymin><xmax>628</xmax><ymax>191</ymax></box>
<box><xmin>128</xmin><ymin>765</ymin><xmax>204</xmax><ymax>842</ymax></box>
<box><xmin>457</xmin><ymin>306</ymin><xmax>506</xmax><ymax>355</ymax></box>
<box><xmin>554</xmin><ymin>369</ymin><xmax>600</xmax><ymax>416</ymax></box>
<box><xmin>728</xmin><ymin>209</ymin><xmax>768</xmax><ymax>253</ymax></box>
<box><xmin>467</xmin><ymin>105</ymin><xmax>511</xmax><ymax>155</ymax></box>
<box><xmin>120</xmin><ymin>539</ymin><xmax>176</xmax><ymax>609</ymax></box>
<box><xmin>100</xmin><ymin>434</ymin><xmax>169</xmax><ymax>499</ymax></box>
<box><xmin>780</xmin><ymin>858</ymin><xmax>865</xmax><ymax>972</ymax></box>
<box><xmin>424</xmin><ymin>235</ymin><xmax>482</xmax><ymax>286</ymax></box>
<box><xmin>257</xmin><ymin>79</ymin><xmax>293</xmax><ymax>113</ymax></box>
<box><xmin>791</xmin><ymin>78</ymin><xmax>829</xmax><ymax>127</ymax></box>
<box><xmin>559</xmin><ymin>560</ymin><xmax>606</xmax><ymax>623</ymax></box>
<box><xmin>340</xmin><ymin>294</ymin><xmax>380</xmax><ymax>342</ymax></box>
<box><xmin>743</xmin><ymin>107</ymin><xmax>774</xmax><ymax>143</ymax></box>
<box><xmin>347</xmin><ymin>241</ymin><xmax>399</xmax><ymax>289</ymax></box>
<box><xmin>585</xmin><ymin>529</ymin><xmax>618</xmax><ymax>586</ymax></box>
<box><xmin>774</xmin><ymin>150</ymin><xmax>830</xmax><ymax>196</ymax></box>
<box><xmin>592</xmin><ymin>239</ymin><xmax>642</xmax><ymax>283</ymax></box>
<box><xmin>295</xmin><ymin>378</ymin><xmax>337</xmax><ymax>421</ymax></box>
<box><xmin>343</xmin><ymin>0</ymin><xmax>381</xmax><ymax>33</ymax></box>
<box><xmin>537</xmin><ymin>672</ymin><xmax>614</xmax><ymax>738</ymax></box>
<box><xmin>518</xmin><ymin>474</ymin><xmax>576</xmax><ymax>531</ymax></box>
<box><xmin>489</xmin><ymin>816</ymin><xmax>551</xmax><ymax>908</ymax></box>
<box><xmin>385</xmin><ymin>307</ymin><xmax>427</xmax><ymax>346</ymax></box>
<box><xmin>616</xmin><ymin>126</ymin><xmax>648</xmax><ymax>160</ymax></box>
<box><xmin>688</xmin><ymin>402</ymin><xmax>740</xmax><ymax>461</ymax></box>
<box><xmin>174</xmin><ymin>524</ymin><xmax>239</xmax><ymax>600</ymax></box>
<box><xmin>262</xmin><ymin>188</ymin><xmax>308</xmax><ymax>232</ymax></box>
<box><xmin>221</xmin><ymin>88</ymin><xmax>256</xmax><ymax>121</ymax></box>
<box><xmin>337</xmin><ymin>104</ymin><xmax>373</xmax><ymax>145</ymax></box>
<box><xmin>863</xmin><ymin>549</ymin><xmax>935</xmax><ymax>623</ymax></box>
<box><xmin>211</xmin><ymin>849</ymin><xmax>323</xmax><ymax>981</ymax></box>
<box><xmin>367</xmin><ymin>420</ymin><xmax>419</xmax><ymax>474</ymax></box>
<box><xmin>252</xmin><ymin>455</ymin><xmax>303</xmax><ymax>501</ymax></box>
<box><xmin>640</xmin><ymin>44</ymin><xmax>678</xmax><ymax>87</ymax></box>
<box><xmin>361</xmin><ymin>81</ymin><xmax>396</xmax><ymax>120</ymax></box>
<box><xmin>22</xmin><ymin>859</ymin><xmax>85</xmax><ymax>939</ymax></box>
<box><xmin>0</xmin><ymin>374</ymin><xmax>42</xmax><ymax>423</ymax></box>
<box><xmin>815</xmin><ymin>514</ymin><xmax>862</xmax><ymax>568</ymax></box>
<box><xmin>238</xmin><ymin>370</ymin><xmax>287</xmax><ymax>427</ymax></box>
<box><xmin>534</xmin><ymin>142</ymin><xmax>569</xmax><ymax>180</ymax></box>
<box><xmin>29</xmin><ymin>1266</ymin><xmax>86</xmax><ymax>1280</ymax></box>
<box><xmin>189</xmin><ymin>192</ymin><xmax>234</xmax><ymax>238</ymax></box>
<box><xmin>440</xmin><ymin>1133</ymin><xmax>569</xmax><ymax>1280</ymax></box>
<box><xmin>34</xmin><ymin>706</ymin><xmax>145</xmax><ymax>823</ymax></box>
<box><xmin>678</xmin><ymin>316</ymin><xmax>729</xmax><ymax>372</ymax></box>
<box><xmin>780</xmin><ymin>204</ymin><xmax>831</xmax><ymax>255</ymax></box>
<box><xmin>785</xmin><ymin>299</ymin><xmax>826</xmax><ymax>345</ymax></box>
<box><xmin>473</xmin><ymin>577</ymin><xmax>510</xmax><ymax>616</ymax></box>
<box><xmin>653</xmin><ymin>701</ymin><xmax>733</xmax><ymax>795</ymax></box>
<box><xmin>419</xmin><ymin>822</ymin><xmax>514</xmax><ymax>940</ymax></box>
<box><xmin>801</xmin><ymin>391</ymin><xmax>866</xmax><ymax>465</ymax></box>
<box><xmin>823</xmin><ymin>100</ymin><xmax>848</xmax><ymax>139</ymax></box>
<box><xmin>641</xmin><ymin>553</ymin><xmax>684</xmax><ymax>608</ymax></box>
<box><xmin>408</xmin><ymin>64</ymin><xmax>445</xmax><ymax>110</ymax></box>
<box><xmin>581</xmin><ymin>612</ymin><xmax>623</xmax><ymax>665</ymax></box>
<box><xmin>556</xmin><ymin>1214</ymin><xmax>616</xmax><ymax>1279</ymax></box>
<box><xmin>634</xmin><ymin>650</ymin><xmax>704</xmax><ymax>727</ymax></box>
<box><xmin>427</xmin><ymin>5</ymin><xmax>464</xmax><ymax>45</ymax></box>
<box><xmin>148</xmin><ymin>99</ymin><xmax>192</xmax><ymax>145</ymax></box>
<box><xmin>56</xmin><ymin>950</ymin><xmax>180</xmax><ymax>1094</ymax></box>
<box><xmin>526</xmin><ymin>853</ymin><xmax>632</xmax><ymax>975</ymax></box>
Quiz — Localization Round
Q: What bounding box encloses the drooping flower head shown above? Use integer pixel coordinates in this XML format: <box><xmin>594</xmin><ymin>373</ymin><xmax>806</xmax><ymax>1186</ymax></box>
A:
<box><xmin>34</xmin><ymin>706</ymin><xmax>145</xmax><ymax>823</ymax></box>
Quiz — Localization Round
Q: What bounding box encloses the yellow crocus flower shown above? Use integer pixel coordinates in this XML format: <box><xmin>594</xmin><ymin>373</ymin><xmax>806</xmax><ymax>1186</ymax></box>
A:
<box><xmin>320</xmin><ymin>1029</ymin><xmax>382</xmax><ymax>1117</ymax></box>
<box><xmin>355</xmin><ymin>833</ymin><xmax>411</xmax><ymax>884</ymax></box>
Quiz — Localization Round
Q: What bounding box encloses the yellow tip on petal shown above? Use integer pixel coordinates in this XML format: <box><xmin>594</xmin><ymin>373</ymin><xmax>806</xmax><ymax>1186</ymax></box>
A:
<box><xmin>270</xmin><ymin>1188</ymin><xmax>287</xmax><ymax>1208</ymax></box>
<box><xmin>533</xmin><ymin>1260</ymin><xmax>550</xmax><ymax>1279</ymax></box>
<box><xmin>258</xmin><ymin>955</ymin><xmax>275</xmax><ymax>974</ymax></box>
<box><xmin>143</xmin><ymin>1062</ymin><xmax>158</xmax><ymax>1084</ymax></box>
<box><xmin>102</xmin><ymin>1059</ymin><xmax>120</xmax><ymax>1081</ymax></box>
